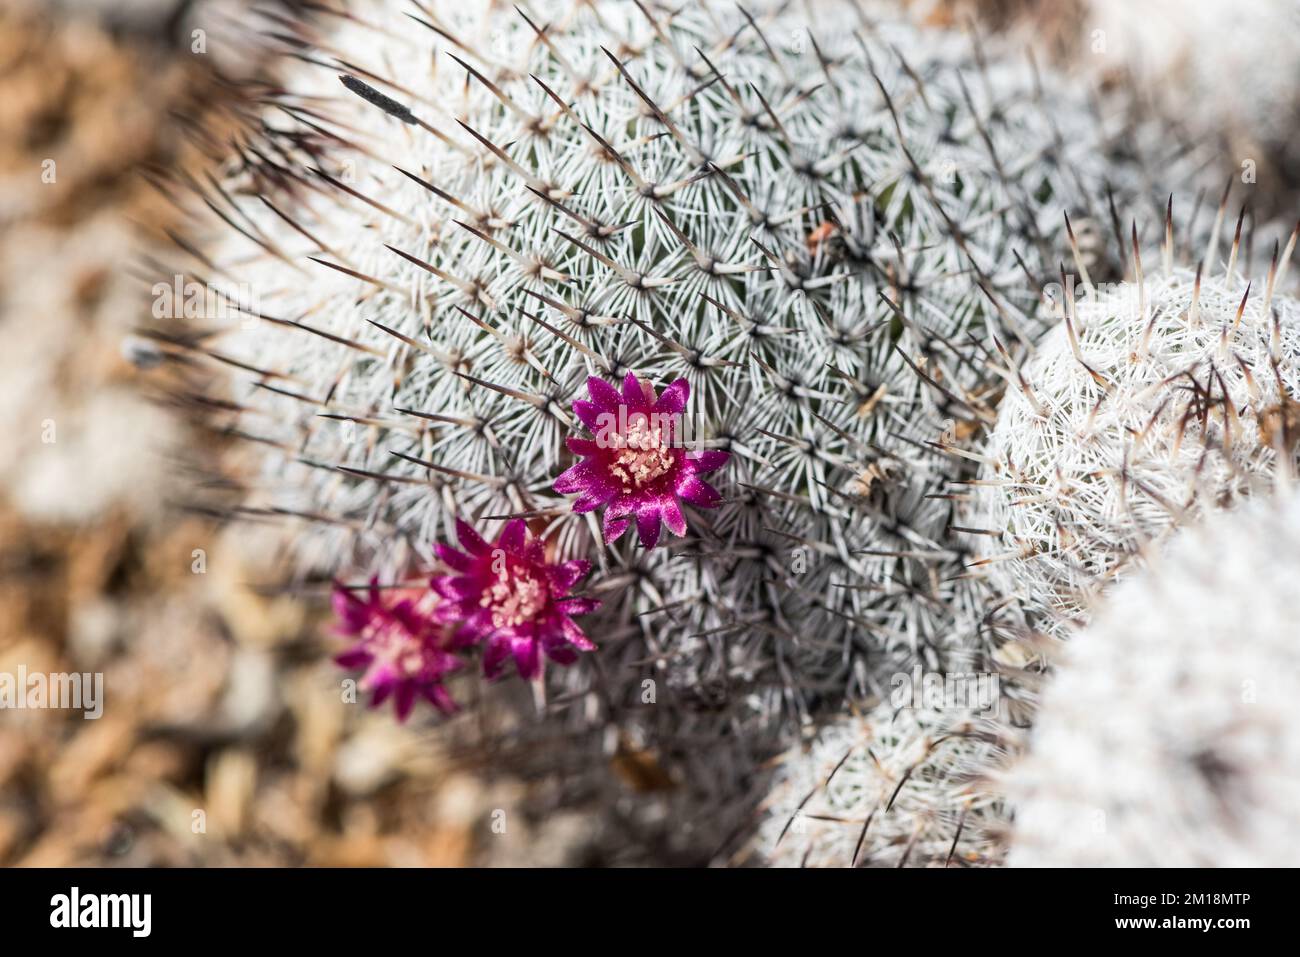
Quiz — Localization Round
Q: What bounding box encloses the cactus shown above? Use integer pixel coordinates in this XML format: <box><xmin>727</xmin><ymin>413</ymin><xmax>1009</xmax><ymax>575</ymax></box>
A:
<box><xmin>1080</xmin><ymin>0</ymin><xmax>1300</xmax><ymax>216</ymax></box>
<box><xmin>1006</xmin><ymin>490</ymin><xmax>1300</xmax><ymax>866</ymax></box>
<box><xmin>165</xmin><ymin>0</ymin><xmax>1215</xmax><ymax>783</ymax></box>
<box><xmin>755</xmin><ymin>695</ymin><xmax>1011</xmax><ymax>867</ymax></box>
<box><xmin>946</xmin><ymin>0</ymin><xmax>1300</xmax><ymax>215</ymax></box>
<box><xmin>967</xmin><ymin>215</ymin><xmax>1300</xmax><ymax>630</ymax></box>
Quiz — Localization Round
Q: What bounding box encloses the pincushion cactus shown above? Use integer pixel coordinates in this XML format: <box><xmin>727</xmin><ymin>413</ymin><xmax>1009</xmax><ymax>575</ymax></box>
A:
<box><xmin>755</xmin><ymin>696</ymin><xmax>1011</xmax><ymax>867</ymax></box>
<box><xmin>968</xmin><ymin>224</ymin><xmax>1300</xmax><ymax>629</ymax></box>
<box><xmin>1006</xmin><ymin>491</ymin><xmax>1300</xmax><ymax>866</ymax></box>
<box><xmin>165</xmin><ymin>0</ymin><xmax>1211</xmax><ymax>760</ymax></box>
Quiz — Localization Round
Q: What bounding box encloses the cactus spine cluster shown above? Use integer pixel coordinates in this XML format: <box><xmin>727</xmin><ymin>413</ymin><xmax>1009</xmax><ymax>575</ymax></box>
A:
<box><xmin>756</xmin><ymin>696</ymin><xmax>1011</xmax><ymax>867</ymax></box>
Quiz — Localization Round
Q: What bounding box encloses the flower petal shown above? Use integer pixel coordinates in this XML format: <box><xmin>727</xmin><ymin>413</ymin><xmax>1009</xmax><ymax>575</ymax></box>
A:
<box><xmin>678</xmin><ymin>475</ymin><xmax>722</xmax><ymax>508</ymax></box>
<box><xmin>393</xmin><ymin>683</ymin><xmax>417</xmax><ymax>722</ymax></box>
<box><xmin>431</xmin><ymin>574</ymin><xmax>478</xmax><ymax>602</ymax></box>
<box><xmin>482</xmin><ymin>635</ymin><xmax>511</xmax><ymax>679</ymax></box>
<box><xmin>511</xmin><ymin>635</ymin><xmax>540</xmax><ymax>680</ymax></box>
<box><xmin>554</xmin><ymin>460</ymin><xmax>610</xmax><ymax>497</ymax></box>
<box><xmin>454</xmin><ymin>608</ymin><xmax>494</xmax><ymax>647</ymax></box>
<box><xmin>548</xmin><ymin>559</ymin><xmax>591</xmax><ymax>594</ymax></box>
<box><xmin>330</xmin><ymin>583</ymin><xmax>372</xmax><ymax>635</ymax></box>
<box><xmin>573</xmin><ymin>399</ymin><xmax>605</xmax><ymax>431</ymax></box>
<box><xmin>602</xmin><ymin>511</ymin><xmax>631</xmax><ymax>544</ymax></box>
<box><xmin>455</xmin><ymin>519</ymin><xmax>491</xmax><ymax>556</ymax></box>
<box><xmin>434</xmin><ymin>542</ymin><xmax>474</xmax><ymax>572</ymax></box>
<box><xmin>499</xmin><ymin>518</ymin><xmax>526</xmax><ymax>554</ymax></box>
<box><xmin>555</xmin><ymin>597</ymin><xmax>601</xmax><ymax>618</ymax></box>
<box><xmin>661</xmin><ymin>495</ymin><xmax>687</xmax><ymax>537</ymax></box>
<box><xmin>389</xmin><ymin>600</ymin><xmax>429</xmax><ymax>636</ymax></box>
<box><xmin>621</xmin><ymin>371</ymin><xmax>653</xmax><ymax>412</ymax></box>
<box><xmin>560</xmin><ymin>614</ymin><xmax>597</xmax><ymax>651</ymax></box>
<box><xmin>656</xmin><ymin>378</ymin><xmax>689</xmax><ymax>415</ymax></box>
<box><xmin>574</xmin><ymin>487</ymin><xmax>617</xmax><ymax>512</ymax></box>
<box><xmin>687</xmin><ymin>449</ymin><xmax>730</xmax><ymax>474</ymax></box>
<box><xmin>334</xmin><ymin>647</ymin><xmax>372</xmax><ymax>669</ymax></box>
<box><xmin>423</xmin><ymin>684</ymin><xmax>458</xmax><ymax>714</ymax></box>
<box><xmin>544</xmin><ymin>644</ymin><xmax>578</xmax><ymax>665</ymax></box>
<box><xmin>553</xmin><ymin>464</ymin><xmax>585</xmax><ymax>495</ymax></box>
<box><xmin>587</xmin><ymin>375</ymin><xmax>623</xmax><ymax>412</ymax></box>
<box><xmin>436</xmin><ymin>649</ymin><xmax>464</xmax><ymax>675</ymax></box>
<box><xmin>635</xmin><ymin>505</ymin><xmax>662</xmax><ymax>549</ymax></box>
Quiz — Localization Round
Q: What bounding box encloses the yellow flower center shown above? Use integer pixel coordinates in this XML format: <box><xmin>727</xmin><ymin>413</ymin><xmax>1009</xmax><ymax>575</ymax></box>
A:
<box><xmin>482</xmin><ymin>569</ymin><xmax>547</xmax><ymax>629</ymax></box>
<box><xmin>609</xmin><ymin>416</ymin><xmax>675</xmax><ymax>491</ymax></box>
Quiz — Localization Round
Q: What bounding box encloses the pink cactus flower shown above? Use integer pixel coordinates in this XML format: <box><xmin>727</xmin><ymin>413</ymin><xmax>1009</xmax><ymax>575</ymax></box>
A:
<box><xmin>553</xmin><ymin>372</ymin><xmax>729</xmax><ymax>548</ymax></box>
<box><xmin>332</xmin><ymin>577</ymin><xmax>462</xmax><ymax>721</ymax></box>
<box><xmin>431</xmin><ymin>519</ymin><xmax>600</xmax><ymax>681</ymax></box>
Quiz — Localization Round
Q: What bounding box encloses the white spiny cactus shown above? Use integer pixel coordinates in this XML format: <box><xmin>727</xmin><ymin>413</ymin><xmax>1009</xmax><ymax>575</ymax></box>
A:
<box><xmin>1006</xmin><ymin>490</ymin><xmax>1300</xmax><ymax>867</ymax></box>
<box><xmin>969</xmin><ymin>226</ymin><xmax>1300</xmax><ymax>629</ymax></box>
<box><xmin>756</xmin><ymin>695</ymin><xmax>1011</xmax><ymax>867</ymax></box>
<box><xmin>163</xmin><ymin>0</ymin><xmax>1212</xmax><ymax>762</ymax></box>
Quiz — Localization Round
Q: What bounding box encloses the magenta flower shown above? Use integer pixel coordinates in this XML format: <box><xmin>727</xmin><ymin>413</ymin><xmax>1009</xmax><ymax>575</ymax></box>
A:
<box><xmin>431</xmin><ymin>519</ymin><xmax>600</xmax><ymax>681</ymax></box>
<box><xmin>332</xmin><ymin>578</ymin><xmax>462</xmax><ymax>721</ymax></box>
<box><xmin>553</xmin><ymin>373</ymin><xmax>729</xmax><ymax>548</ymax></box>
